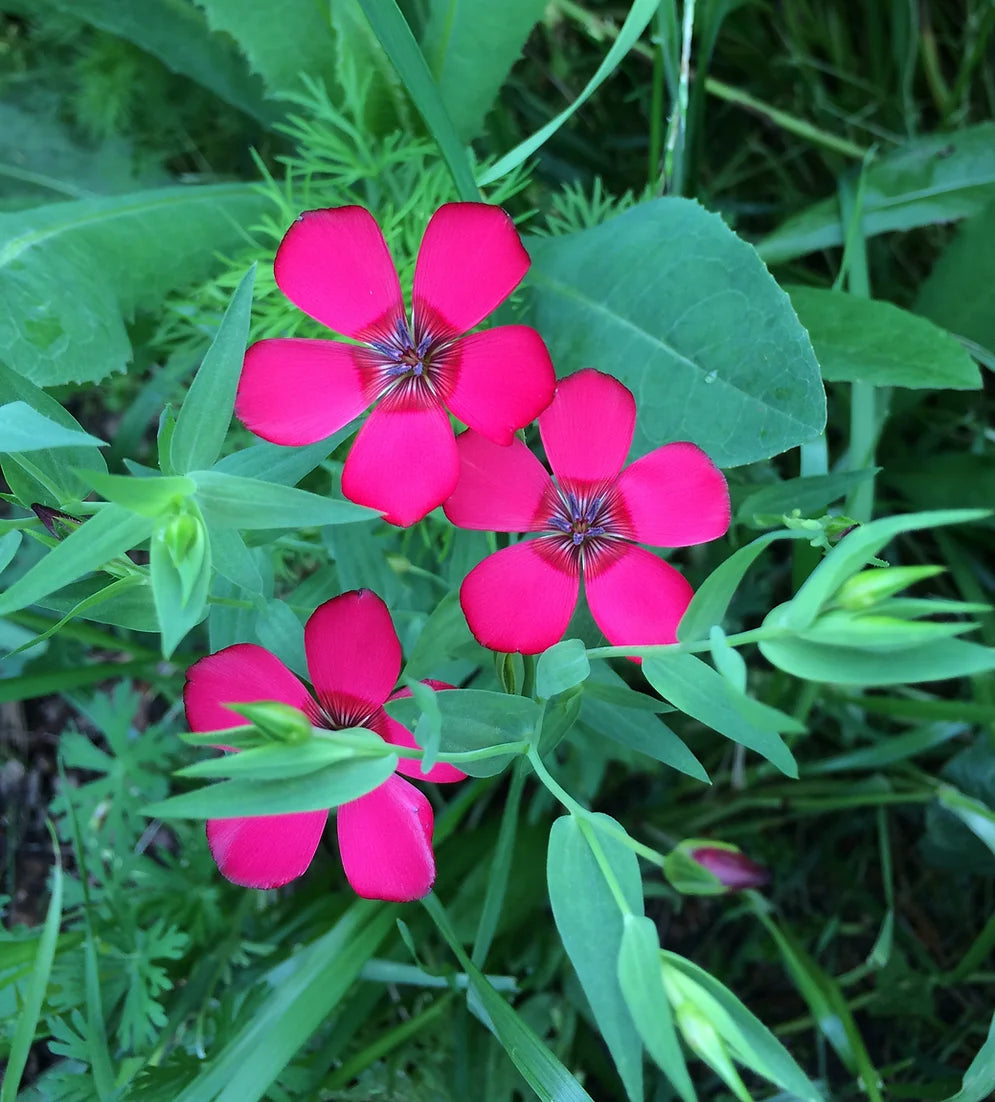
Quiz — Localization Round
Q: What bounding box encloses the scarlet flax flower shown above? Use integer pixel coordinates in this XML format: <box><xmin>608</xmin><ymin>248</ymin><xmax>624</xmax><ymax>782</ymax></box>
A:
<box><xmin>236</xmin><ymin>203</ymin><xmax>555</xmax><ymax>526</ymax></box>
<box><xmin>183</xmin><ymin>590</ymin><xmax>464</xmax><ymax>901</ymax></box>
<box><xmin>444</xmin><ymin>369</ymin><xmax>731</xmax><ymax>654</ymax></box>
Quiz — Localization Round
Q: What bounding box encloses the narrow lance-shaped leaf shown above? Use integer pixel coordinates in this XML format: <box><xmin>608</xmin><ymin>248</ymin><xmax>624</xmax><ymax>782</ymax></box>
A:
<box><xmin>643</xmin><ymin>651</ymin><xmax>800</xmax><ymax>777</ymax></box>
<box><xmin>171</xmin><ymin>264</ymin><xmax>256</xmax><ymax>474</ymax></box>
<box><xmin>0</xmin><ymin>403</ymin><xmax>106</xmax><ymax>451</ymax></box>
<box><xmin>478</xmin><ymin>0</ymin><xmax>661</xmax><ymax>186</ymax></box>
<box><xmin>547</xmin><ymin>814</ymin><xmax>645</xmax><ymax>1102</ymax></box>
<box><xmin>191</xmin><ymin>469</ymin><xmax>378</xmax><ymax>529</ymax></box>
<box><xmin>0</xmin><ymin>505</ymin><xmax>155</xmax><ymax>617</ymax></box>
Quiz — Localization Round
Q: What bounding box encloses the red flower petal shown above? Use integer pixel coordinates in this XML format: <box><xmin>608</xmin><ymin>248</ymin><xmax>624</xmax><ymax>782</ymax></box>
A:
<box><xmin>460</xmin><ymin>540</ymin><xmax>578</xmax><ymax>654</ymax></box>
<box><xmin>336</xmin><ymin>774</ymin><xmax>435</xmax><ymax>901</ymax></box>
<box><xmin>444</xmin><ymin>431</ymin><xmax>553</xmax><ymax>531</ymax></box>
<box><xmin>274</xmin><ymin>207</ymin><xmax>404</xmax><ymax>340</ymax></box>
<box><xmin>413</xmin><ymin>203</ymin><xmax>529</xmax><ymax>334</ymax></box>
<box><xmin>615</xmin><ymin>442</ymin><xmax>731</xmax><ymax>548</ymax></box>
<box><xmin>540</xmin><ymin>369</ymin><xmax>635</xmax><ymax>485</ymax></box>
<box><xmin>206</xmin><ymin>810</ymin><xmax>328</xmax><ymax>889</ymax></box>
<box><xmin>383</xmin><ymin>716</ymin><xmax>467</xmax><ymax>783</ymax></box>
<box><xmin>341</xmin><ymin>401</ymin><xmax>459</xmax><ymax>526</ymax></box>
<box><xmin>586</xmin><ymin>547</ymin><xmax>694</xmax><ymax>655</ymax></box>
<box><xmin>184</xmin><ymin>644</ymin><xmax>316</xmax><ymax>732</ymax></box>
<box><xmin>236</xmin><ymin>338</ymin><xmax>372</xmax><ymax>446</ymax></box>
<box><xmin>445</xmin><ymin>326</ymin><xmax>555</xmax><ymax>445</ymax></box>
<box><xmin>304</xmin><ymin>591</ymin><xmax>401</xmax><ymax>713</ymax></box>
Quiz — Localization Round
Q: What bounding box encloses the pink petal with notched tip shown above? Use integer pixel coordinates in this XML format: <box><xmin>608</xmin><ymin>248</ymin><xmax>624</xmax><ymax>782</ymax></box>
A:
<box><xmin>585</xmin><ymin>546</ymin><xmax>694</xmax><ymax>656</ymax></box>
<box><xmin>539</xmin><ymin>369</ymin><xmax>636</xmax><ymax>485</ymax></box>
<box><xmin>206</xmin><ymin>810</ymin><xmax>328</xmax><ymax>889</ymax></box>
<box><xmin>413</xmin><ymin>204</ymin><xmax>530</xmax><ymax>334</ymax></box>
<box><xmin>460</xmin><ymin>540</ymin><xmax>579</xmax><ymax>654</ymax></box>
<box><xmin>184</xmin><ymin>643</ymin><xmax>316</xmax><ymax>733</ymax></box>
<box><xmin>236</xmin><ymin>338</ymin><xmax>372</xmax><ymax>446</ymax></box>
<box><xmin>445</xmin><ymin>326</ymin><xmax>555</xmax><ymax>445</ymax></box>
<box><xmin>341</xmin><ymin>400</ymin><xmax>459</xmax><ymax>526</ymax></box>
<box><xmin>274</xmin><ymin>207</ymin><xmax>404</xmax><ymax>340</ymax></box>
<box><xmin>336</xmin><ymin>774</ymin><xmax>436</xmax><ymax>901</ymax></box>
<box><xmin>304</xmin><ymin>591</ymin><xmax>401</xmax><ymax>714</ymax></box>
<box><xmin>444</xmin><ymin>431</ymin><xmax>553</xmax><ymax>532</ymax></box>
<box><xmin>615</xmin><ymin>442</ymin><xmax>731</xmax><ymax>548</ymax></box>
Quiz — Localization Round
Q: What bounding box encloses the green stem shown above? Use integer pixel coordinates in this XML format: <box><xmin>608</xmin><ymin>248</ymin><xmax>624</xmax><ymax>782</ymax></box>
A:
<box><xmin>587</xmin><ymin>623</ymin><xmax>787</xmax><ymax>660</ymax></box>
<box><xmin>647</xmin><ymin>3</ymin><xmax>666</xmax><ymax>186</ymax></box>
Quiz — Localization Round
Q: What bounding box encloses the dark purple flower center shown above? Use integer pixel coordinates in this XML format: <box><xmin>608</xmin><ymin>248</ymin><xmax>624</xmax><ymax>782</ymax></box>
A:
<box><xmin>310</xmin><ymin>692</ymin><xmax>388</xmax><ymax>741</ymax></box>
<box><xmin>541</xmin><ymin>486</ymin><xmax>629</xmax><ymax>570</ymax></box>
<box><xmin>367</xmin><ymin>315</ymin><xmax>450</xmax><ymax>403</ymax></box>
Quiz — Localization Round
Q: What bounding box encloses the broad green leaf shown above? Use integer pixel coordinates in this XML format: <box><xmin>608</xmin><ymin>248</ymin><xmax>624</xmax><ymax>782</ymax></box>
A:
<box><xmin>355</xmin><ymin>0</ymin><xmax>478</xmax><ymax>201</ymax></box>
<box><xmin>525</xmin><ymin>199</ymin><xmax>825</xmax><ymax>468</ymax></box>
<box><xmin>423</xmin><ymin>893</ymin><xmax>596</xmax><ymax>1102</ymax></box>
<box><xmin>643</xmin><ymin>652</ymin><xmax>800</xmax><ymax>776</ymax></box>
<box><xmin>0</xmin><ymin>402</ymin><xmax>106</xmax><ymax>451</ymax></box>
<box><xmin>191</xmin><ymin>469</ymin><xmax>377</xmax><ymax>529</ymax></box>
<box><xmin>709</xmin><ymin>625</ymin><xmax>747</xmax><ymax>691</ymax></box>
<box><xmin>478</xmin><ymin>0</ymin><xmax>660</xmax><ymax>186</ymax></box>
<box><xmin>0</xmin><ymin>824</ymin><xmax>61</xmax><ymax>1102</ymax></box>
<box><xmin>422</xmin><ymin>0</ymin><xmax>546</xmax><ymax>141</ymax></box>
<box><xmin>759</xmin><ymin>635</ymin><xmax>995</xmax><ymax>685</ymax></box>
<box><xmin>79</xmin><ymin>470</ymin><xmax>195</xmax><ymax>516</ymax></box>
<box><xmin>145</xmin><ymin>753</ymin><xmax>398</xmax><ymax>819</ymax></box>
<box><xmin>788</xmin><ymin>287</ymin><xmax>981</xmax><ymax>389</ymax></box>
<box><xmin>0</xmin><ymin>98</ymin><xmax>160</xmax><ymax>205</ymax></box>
<box><xmin>579</xmin><ymin>695</ymin><xmax>709</xmax><ymax>783</ymax></box>
<box><xmin>547</xmin><ymin>814</ymin><xmax>644</xmax><ymax>1102</ymax></box>
<box><xmin>941</xmin><ymin>1012</ymin><xmax>995</xmax><ymax>1102</ymax></box>
<box><xmin>738</xmin><ymin>470</ymin><xmax>877</xmax><ymax>526</ymax></box>
<box><xmin>385</xmin><ymin>689</ymin><xmax>536</xmax><ymax>776</ymax></box>
<box><xmin>45</xmin><ymin>0</ymin><xmax>276</xmax><ymax>126</ymax></box>
<box><xmin>194</xmin><ymin>0</ymin><xmax>337</xmax><ymax>100</ymax></box>
<box><xmin>172</xmin><ymin>901</ymin><xmax>397</xmax><ymax>1102</ymax></box>
<box><xmin>617</xmin><ymin>915</ymin><xmax>695</xmax><ymax>1102</ymax></box>
<box><xmin>0</xmin><ymin>183</ymin><xmax>268</xmax><ymax>385</ymax></box>
<box><xmin>917</xmin><ymin>201</ymin><xmax>995</xmax><ymax>365</ymax></box>
<box><xmin>171</xmin><ymin>265</ymin><xmax>256</xmax><ymax>473</ymax></box>
<box><xmin>177</xmin><ymin>735</ymin><xmax>387</xmax><ymax>780</ymax></box>
<box><xmin>759</xmin><ymin>124</ymin><xmax>995</xmax><ymax>264</ymax></box>
<box><xmin>0</xmin><ymin>505</ymin><xmax>155</xmax><ymax>616</ymax></box>
<box><xmin>780</xmin><ymin>509</ymin><xmax>989</xmax><ymax>630</ymax></box>
<box><xmin>0</xmin><ymin>361</ymin><xmax>107</xmax><ymax>503</ymax></box>
<box><xmin>535</xmin><ymin>638</ymin><xmax>590</xmax><ymax>699</ymax></box>
<box><xmin>661</xmin><ymin>952</ymin><xmax>821</xmax><ymax>1101</ymax></box>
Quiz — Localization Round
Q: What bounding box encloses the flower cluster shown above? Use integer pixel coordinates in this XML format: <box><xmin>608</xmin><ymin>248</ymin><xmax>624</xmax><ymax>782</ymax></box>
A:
<box><xmin>187</xmin><ymin>202</ymin><xmax>731</xmax><ymax>902</ymax></box>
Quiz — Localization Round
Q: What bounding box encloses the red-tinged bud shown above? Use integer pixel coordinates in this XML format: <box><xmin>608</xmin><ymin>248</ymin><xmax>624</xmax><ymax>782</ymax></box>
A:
<box><xmin>31</xmin><ymin>503</ymin><xmax>82</xmax><ymax>540</ymax></box>
<box><xmin>689</xmin><ymin>845</ymin><xmax>770</xmax><ymax>891</ymax></box>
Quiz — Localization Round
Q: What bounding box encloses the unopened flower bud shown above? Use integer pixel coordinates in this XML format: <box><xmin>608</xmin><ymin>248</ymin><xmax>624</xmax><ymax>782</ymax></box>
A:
<box><xmin>664</xmin><ymin>838</ymin><xmax>770</xmax><ymax>894</ymax></box>
<box><xmin>31</xmin><ymin>503</ymin><xmax>81</xmax><ymax>540</ymax></box>
<box><xmin>689</xmin><ymin>845</ymin><xmax>770</xmax><ymax>891</ymax></box>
